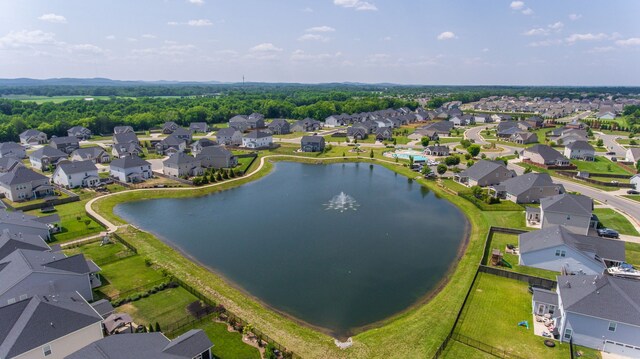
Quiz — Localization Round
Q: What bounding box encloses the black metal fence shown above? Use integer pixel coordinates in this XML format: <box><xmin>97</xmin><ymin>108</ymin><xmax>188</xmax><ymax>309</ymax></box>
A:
<box><xmin>453</xmin><ymin>333</ymin><xmax>525</xmax><ymax>359</ymax></box>
<box><xmin>478</xmin><ymin>265</ymin><xmax>557</xmax><ymax>289</ymax></box>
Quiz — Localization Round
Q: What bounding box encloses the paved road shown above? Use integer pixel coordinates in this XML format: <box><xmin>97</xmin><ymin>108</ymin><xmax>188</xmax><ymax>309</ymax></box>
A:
<box><xmin>464</xmin><ymin>124</ymin><xmax>521</xmax><ymax>158</ymax></box>
<box><xmin>594</xmin><ymin>131</ymin><xmax>627</xmax><ymax>157</ymax></box>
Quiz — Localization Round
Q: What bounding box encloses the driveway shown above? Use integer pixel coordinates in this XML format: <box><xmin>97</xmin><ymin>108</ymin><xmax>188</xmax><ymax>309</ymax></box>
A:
<box><xmin>594</xmin><ymin>131</ymin><xmax>627</xmax><ymax>157</ymax></box>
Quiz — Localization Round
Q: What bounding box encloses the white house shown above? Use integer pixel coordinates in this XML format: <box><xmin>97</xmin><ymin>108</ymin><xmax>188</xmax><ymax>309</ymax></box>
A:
<box><xmin>242</xmin><ymin>130</ymin><xmax>273</xmax><ymax>149</ymax></box>
<box><xmin>109</xmin><ymin>155</ymin><xmax>152</xmax><ymax>183</ymax></box>
<box><xmin>563</xmin><ymin>141</ymin><xmax>595</xmax><ymax>161</ymax></box>
<box><xmin>626</xmin><ymin>148</ymin><xmax>640</xmax><ymax>164</ymax></box>
<box><xmin>0</xmin><ymin>142</ymin><xmax>26</xmax><ymax>159</ymax></box>
<box><xmin>52</xmin><ymin>160</ymin><xmax>100</xmax><ymax>188</ymax></box>
<box><xmin>632</xmin><ymin>174</ymin><xmax>640</xmax><ymax>190</ymax></box>
<box><xmin>539</xmin><ymin>193</ymin><xmax>595</xmax><ymax>235</ymax></box>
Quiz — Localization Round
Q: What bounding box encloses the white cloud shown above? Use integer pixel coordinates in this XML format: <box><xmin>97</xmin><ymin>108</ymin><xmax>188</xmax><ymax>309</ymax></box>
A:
<box><xmin>290</xmin><ymin>49</ymin><xmax>341</xmax><ymax>62</ymax></box>
<box><xmin>437</xmin><ymin>31</ymin><xmax>457</xmax><ymax>40</ymax></box>
<box><xmin>38</xmin><ymin>13</ymin><xmax>67</xmax><ymax>24</ymax></box>
<box><xmin>549</xmin><ymin>22</ymin><xmax>564</xmax><ymax>31</ymax></box>
<box><xmin>565</xmin><ymin>33</ymin><xmax>609</xmax><ymax>43</ymax></box>
<box><xmin>527</xmin><ymin>39</ymin><xmax>563</xmax><ymax>47</ymax></box>
<box><xmin>132</xmin><ymin>44</ymin><xmax>196</xmax><ymax>57</ymax></box>
<box><xmin>568</xmin><ymin>14</ymin><xmax>582</xmax><ymax>21</ymax></box>
<box><xmin>615</xmin><ymin>38</ymin><xmax>640</xmax><ymax>46</ymax></box>
<box><xmin>69</xmin><ymin>44</ymin><xmax>105</xmax><ymax>54</ymax></box>
<box><xmin>587</xmin><ymin>46</ymin><xmax>615</xmax><ymax>53</ymax></box>
<box><xmin>0</xmin><ymin>30</ymin><xmax>57</xmax><ymax>48</ymax></box>
<box><xmin>510</xmin><ymin>1</ymin><xmax>525</xmax><ymax>10</ymax></box>
<box><xmin>187</xmin><ymin>0</ymin><xmax>204</xmax><ymax>4</ymax></box>
<box><xmin>306</xmin><ymin>26</ymin><xmax>335</xmax><ymax>33</ymax></box>
<box><xmin>167</xmin><ymin>21</ymin><xmax>179</xmax><ymax>26</ymax></box>
<box><xmin>187</xmin><ymin>19</ymin><xmax>213</xmax><ymax>26</ymax></box>
<box><xmin>523</xmin><ymin>22</ymin><xmax>563</xmax><ymax>36</ymax></box>
<box><xmin>105</xmin><ymin>35</ymin><xmax>116</xmax><ymax>40</ymax></box>
<box><xmin>141</xmin><ymin>34</ymin><xmax>156</xmax><ymax>39</ymax></box>
<box><xmin>249</xmin><ymin>43</ymin><xmax>282</xmax><ymax>52</ymax></box>
<box><xmin>298</xmin><ymin>34</ymin><xmax>329</xmax><ymax>42</ymax></box>
<box><xmin>521</xmin><ymin>8</ymin><xmax>534</xmax><ymax>15</ymax></box>
<box><xmin>334</xmin><ymin>0</ymin><xmax>377</xmax><ymax>11</ymax></box>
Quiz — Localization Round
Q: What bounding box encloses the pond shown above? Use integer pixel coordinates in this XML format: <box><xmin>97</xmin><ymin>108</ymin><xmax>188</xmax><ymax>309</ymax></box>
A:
<box><xmin>114</xmin><ymin>162</ymin><xmax>468</xmax><ymax>337</ymax></box>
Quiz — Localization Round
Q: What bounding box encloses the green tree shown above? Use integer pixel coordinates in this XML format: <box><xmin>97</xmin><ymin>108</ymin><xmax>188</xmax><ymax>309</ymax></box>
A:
<box><xmin>467</xmin><ymin>145</ymin><xmax>481</xmax><ymax>157</ymax></box>
<box><xmin>370</xmin><ymin>149</ymin><xmax>374</xmax><ymax>159</ymax></box>
<box><xmin>408</xmin><ymin>155</ymin><xmax>414</xmax><ymax>167</ymax></box>
<box><xmin>596</xmin><ymin>138</ymin><xmax>604</xmax><ymax>147</ymax></box>
<box><xmin>436</xmin><ymin>164</ymin><xmax>447</xmax><ymax>175</ymax></box>
<box><xmin>636</xmin><ymin>160</ymin><xmax>640</xmax><ymax>172</ymax></box>
<box><xmin>460</xmin><ymin>139</ymin><xmax>472</xmax><ymax>148</ymax></box>
<box><xmin>155</xmin><ymin>322</ymin><xmax>161</xmax><ymax>333</ymax></box>
<box><xmin>421</xmin><ymin>166</ymin><xmax>432</xmax><ymax>176</ymax></box>
<box><xmin>421</xmin><ymin>137</ymin><xmax>430</xmax><ymax>147</ymax></box>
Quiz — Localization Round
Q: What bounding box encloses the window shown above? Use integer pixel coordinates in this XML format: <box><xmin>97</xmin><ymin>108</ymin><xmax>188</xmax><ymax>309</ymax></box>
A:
<box><xmin>7</xmin><ymin>298</ymin><xmax>15</xmax><ymax>304</ymax></box>
<box><xmin>43</xmin><ymin>345</ymin><xmax>52</xmax><ymax>356</ymax></box>
<box><xmin>564</xmin><ymin>328</ymin><xmax>572</xmax><ymax>340</ymax></box>
<box><xmin>19</xmin><ymin>294</ymin><xmax>27</xmax><ymax>300</ymax></box>
<box><xmin>555</xmin><ymin>250</ymin><xmax>566</xmax><ymax>257</ymax></box>
<box><xmin>609</xmin><ymin>322</ymin><xmax>617</xmax><ymax>332</ymax></box>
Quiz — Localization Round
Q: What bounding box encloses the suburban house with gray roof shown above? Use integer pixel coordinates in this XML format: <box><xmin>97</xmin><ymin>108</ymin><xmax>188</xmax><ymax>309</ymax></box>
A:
<box><xmin>0</xmin><ymin>166</ymin><xmax>54</xmax><ymax>202</ymax></box>
<box><xmin>195</xmin><ymin>146</ymin><xmax>237</xmax><ymax>169</ymax></box>
<box><xmin>625</xmin><ymin>147</ymin><xmax>640</xmax><ymax>164</ymax></box>
<box><xmin>70</xmin><ymin>147</ymin><xmax>110</xmax><ymax>164</ymax></box>
<box><xmin>523</xmin><ymin>144</ymin><xmax>571</xmax><ymax>167</ymax></box>
<box><xmin>555</xmin><ymin>275</ymin><xmax>640</xmax><ymax>356</ymax></box>
<box><xmin>190</xmin><ymin>138</ymin><xmax>218</xmax><ymax>155</ymax></box>
<box><xmin>19</xmin><ymin>129</ymin><xmax>48</xmax><ymax>146</ymax></box>
<box><xmin>0</xmin><ymin>229</ymin><xmax>50</xmax><ymax>260</ymax></box>
<box><xmin>29</xmin><ymin>146</ymin><xmax>68</xmax><ymax>171</ymax></box>
<box><xmin>563</xmin><ymin>141</ymin><xmax>595</xmax><ymax>161</ymax></box>
<box><xmin>0</xmin><ymin>249</ymin><xmax>101</xmax><ymax>304</ymax></box>
<box><xmin>110</xmin><ymin>155</ymin><xmax>152</xmax><ymax>183</ymax></box>
<box><xmin>346</xmin><ymin>126</ymin><xmax>367</xmax><ymax>140</ymax></box>
<box><xmin>113</xmin><ymin>132</ymin><xmax>139</xmax><ymax>146</ymax></box>
<box><xmin>632</xmin><ymin>174</ymin><xmax>640</xmax><ymax>190</ymax></box>
<box><xmin>375</xmin><ymin>127</ymin><xmax>393</xmax><ymax>141</ymax></box>
<box><xmin>67</xmin><ymin>329</ymin><xmax>213</xmax><ymax>359</ymax></box>
<box><xmin>0</xmin><ymin>157</ymin><xmax>22</xmax><ymax>173</ymax></box>
<box><xmin>162</xmin><ymin>121</ymin><xmax>180</xmax><ymax>134</ymax></box>
<box><xmin>113</xmin><ymin>125</ymin><xmax>134</xmax><ymax>134</ymax></box>
<box><xmin>112</xmin><ymin>142</ymin><xmax>143</xmax><ymax>159</ymax></box>
<box><xmin>215</xmin><ymin>128</ymin><xmax>243</xmax><ymax>146</ymax></box>
<box><xmin>189</xmin><ymin>122</ymin><xmax>209</xmax><ymax>133</ymax></box>
<box><xmin>416</xmin><ymin>121</ymin><xmax>454</xmax><ymax>140</ymax></box>
<box><xmin>530</xmin><ymin>193</ymin><xmax>595</xmax><ymax>235</ymax></box>
<box><xmin>518</xmin><ymin>225</ymin><xmax>625</xmax><ymax>275</ymax></box>
<box><xmin>291</xmin><ymin>118</ymin><xmax>321</xmax><ymax>132</ymax></box>
<box><xmin>300</xmin><ymin>136</ymin><xmax>325</xmax><ymax>152</ymax></box>
<box><xmin>163</xmin><ymin>152</ymin><xmax>203</xmax><ymax>178</ymax></box>
<box><xmin>0</xmin><ymin>293</ymin><xmax>103</xmax><ymax>359</ymax></box>
<box><xmin>0</xmin><ymin>210</ymin><xmax>55</xmax><ymax>241</ymax></box>
<box><xmin>267</xmin><ymin>119</ymin><xmax>291</xmax><ymax>135</ymax></box>
<box><xmin>49</xmin><ymin>136</ymin><xmax>80</xmax><ymax>154</ymax></box>
<box><xmin>172</xmin><ymin>127</ymin><xmax>193</xmax><ymax>143</ymax></box>
<box><xmin>509</xmin><ymin>131</ymin><xmax>538</xmax><ymax>145</ymax></box>
<box><xmin>455</xmin><ymin>160</ymin><xmax>516</xmax><ymax>187</ymax></box>
<box><xmin>424</xmin><ymin>145</ymin><xmax>449</xmax><ymax>156</ymax></box>
<box><xmin>52</xmin><ymin>160</ymin><xmax>100</xmax><ymax>189</ymax></box>
<box><xmin>67</xmin><ymin>126</ymin><xmax>92</xmax><ymax>140</ymax></box>
<box><xmin>0</xmin><ymin>142</ymin><xmax>26</xmax><ymax>159</ymax></box>
<box><xmin>490</xmin><ymin>172</ymin><xmax>564</xmax><ymax>204</ymax></box>
<box><xmin>155</xmin><ymin>135</ymin><xmax>187</xmax><ymax>156</ymax></box>
<box><xmin>241</xmin><ymin>131</ymin><xmax>272</xmax><ymax>149</ymax></box>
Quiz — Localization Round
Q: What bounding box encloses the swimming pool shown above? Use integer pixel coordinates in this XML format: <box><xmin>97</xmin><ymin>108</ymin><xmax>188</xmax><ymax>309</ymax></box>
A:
<box><xmin>385</xmin><ymin>150</ymin><xmax>428</xmax><ymax>162</ymax></box>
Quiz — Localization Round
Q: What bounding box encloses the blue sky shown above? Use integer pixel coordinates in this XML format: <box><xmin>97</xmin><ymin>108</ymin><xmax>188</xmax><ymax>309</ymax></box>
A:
<box><xmin>0</xmin><ymin>0</ymin><xmax>638</xmax><ymax>85</ymax></box>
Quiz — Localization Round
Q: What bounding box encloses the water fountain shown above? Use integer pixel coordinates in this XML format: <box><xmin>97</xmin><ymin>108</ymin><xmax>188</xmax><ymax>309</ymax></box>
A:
<box><xmin>325</xmin><ymin>192</ymin><xmax>359</xmax><ymax>212</ymax></box>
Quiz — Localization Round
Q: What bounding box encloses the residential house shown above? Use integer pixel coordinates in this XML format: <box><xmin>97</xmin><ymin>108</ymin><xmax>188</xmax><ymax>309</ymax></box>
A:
<box><xmin>455</xmin><ymin>160</ymin><xmax>516</xmax><ymax>187</ymax></box>
<box><xmin>564</xmin><ymin>141</ymin><xmax>595</xmax><ymax>161</ymax></box>
<box><xmin>241</xmin><ymin>131</ymin><xmax>272</xmax><ymax>149</ymax></box>
<box><xmin>162</xmin><ymin>121</ymin><xmax>180</xmax><ymax>134</ymax></box>
<box><xmin>195</xmin><ymin>146</ymin><xmax>237</xmax><ymax>169</ymax></box>
<box><xmin>0</xmin><ymin>166</ymin><xmax>54</xmax><ymax>202</ymax></box>
<box><xmin>172</xmin><ymin>127</ymin><xmax>193</xmax><ymax>142</ymax></box>
<box><xmin>247</xmin><ymin>113</ymin><xmax>265</xmax><ymax>129</ymax></box>
<box><xmin>19</xmin><ymin>129</ymin><xmax>48</xmax><ymax>146</ymax></box>
<box><xmin>346</xmin><ymin>126</ymin><xmax>367</xmax><ymax>140</ymax></box>
<box><xmin>0</xmin><ymin>293</ymin><xmax>103</xmax><ymax>359</ymax></box>
<box><xmin>52</xmin><ymin>160</ymin><xmax>100</xmax><ymax>188</ymax></box>
<box><xmin>597</xmin><ymin>111</ymin><xmax>616</xmax><ymax>120</ymax></box>
<box><xmin>0</xmin><ymin>249</ymin><xmax>101</xmax><ymax>304</ymax></box>
<box><xmin>424</xmin><ymin>145</ymin><xmax>450</xmax><ymax>156</ymax></box>
<box><xmin>531</xmin><ymin>287</ymin><xmax>558</xmax><ymax>317</ymax></box>
<box><xmin>0</xmin><ymin>142</ymin><xmax>26</xmax><ymax>159</ymax></box>
<box><xmin>70</xmin><ymin>147</ymin><xmax>110</xmax><ymax>164</ymax></box>
<box><xmin>111</xmin><ymin>142</ymin><xmax>143</xmax><ymax>159</ymax></box>
<box><xmin>474</xmin><ymin>113</ymin><xmax>493</xmax><ymax>124</ymax></box>
<box><xmin>325</xmin><ymin>114</ymin><xmax>350</xmax><ymax>127</ymax></box>
<box><xmin>536</xmin><ymin>193</ymin><xmax>595</xmax><ymax>235</ymax></box>
<box><xmin>189</xmin><ymin>122</ymin><xmax>209</xmax><ymax>133</ymax></box>
<box><xmin>267</xmin><ymin>119</ymin><xmax>291</xmax><ymax>135</ymax></box>
<box><xmin>509</xmin><ymin>132</ymin><xmax>538</xmax><ymax>145</ymax></box>
<box><xmin>0</xmin><ymin>229</ymin><xmax>50</xmax><ymax>260</ymax></box>
<box><xmin>0</xmin><ymin>209</ymin><xmax>56</xmax><ymax>241</ymax></box>
<box><xmin>29</xmin><ymin>146</ymin><xmax>68</xmax><ymax>171</ymax></box>
<box><xmin>190</xmin><ymin>138</ymin><xmax>218</xmax><ymax>155</ymax></box>
<box><xmin>523</xmin><ymin>144</ymin><xmax>571</xmax><ymax>167</ymax></box>
<box><xmin>66</xmin><ymin>329</ymin><xmax>213</xmax><ymax>359</ymax></box>
<box><xmin>109</xmin><ymin>155</ymin><xmax>152</xmax><ymax>183</ymax></box>
<box><xmin>0</xmin><ymin>157</ymin><xmax>22</xmax><ymax>173</ymax></box>
<box><xmin>215</xmin><ymin>128</ymin><xmax>243</xmax><ymax>146</ymax></box>
<box><xmin>49</xmin><ymin>136</ymin><xmax>80</xmax><ymax>154</ymax></box>
<box><xmin>113</xmin><ymin>132</ymin><xmax>139</xmax><ymax>146</ymax></box>
<box><xmin>228</xmin><ymin>115</ymin><xmax>251</xmax><ymax>132</ymax></box>
<box><xmin>632</xmin><ymin>174</ymin><xmax>640</xmax><ymax>190</ymax></box>
<box><xmin>155</xmin><ymin>135</ymin><xmax>187</xmax><ymax>155</ymax></box>
<box><xmin>491</xmin><ymin>172</ymin><xmax>564</xmax><ymax>203</ymax></box>
<box><xmin>291</xmin><ymin>118</ymin><xmax>322</xmax><ymax>132</ymax></box>
<box><xmin>518</xmin><ymin>225</ymin><xmax>624</xmax><ymax>275</ymax></box>
<box><xmin>300</xmin><ymin>136</ymin><xmax>325</xmax><ymax>152</ymax></box>
<box><xmin>113</xmin><ymin>125</ymin><xmax>134</xmax><ymax>134</ymax></box>
<box><xmin>375</xmin><ymin>127</ymin><xmax>393</xmax><ymax>141</ymax></box>
<box><xmin>416</xmin><ymin>121</ymin><xmax>454</xmax><ymax>140</ymax></box>
<box><xmin>162</xmin><ymin>152</ymin><xmax>203</xmax><ymax>178</ymax></box>
<box><xmin>555</xmin><ymin>275</ymin><xmax>640</xmax><ymax>355</ymax></box>
<box><xmin>450</xmin><ymin>114</ymin><xmax>474</xmax><ymax>127</ymax></box>
<box><xmin>67</xmin><ymin>126</ymin><xmax>92</xmax><ymax>140</ymax></box>
<box><xmin>524</xmin><ymin>116</ymin><xmax>545</xmax><ymax>128</ymax></box>
<box><xmin>625</xmin><ymin>147</ymin><xmax>640</xmax><ymax>164</ymax></box>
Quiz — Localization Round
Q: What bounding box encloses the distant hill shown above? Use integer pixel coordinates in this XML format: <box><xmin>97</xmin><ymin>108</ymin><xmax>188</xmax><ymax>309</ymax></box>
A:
<box><xmin>0</xmin><ymin>78</ymin><xmax>224</xmax><ymax>87</ymax></box>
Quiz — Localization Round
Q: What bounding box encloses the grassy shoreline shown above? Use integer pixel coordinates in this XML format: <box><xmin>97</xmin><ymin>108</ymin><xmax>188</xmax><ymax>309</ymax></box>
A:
<box><xmin>91</xmin><ymin>154</ymin><xmax>489</xmax><ymax>358</ymax></box>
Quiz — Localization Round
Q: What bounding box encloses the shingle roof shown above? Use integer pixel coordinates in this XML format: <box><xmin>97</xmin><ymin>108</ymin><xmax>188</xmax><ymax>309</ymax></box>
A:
<box><xmin>0</xmin><ymin>230</ymin><xmax>50</xmax><ymax>260</ymax></box>
<box><xmin>532</xmin><ymin>287</ymin><xmax>558</xmax><ymax>306</ymax></box>
<box><xmin>460</xmin><ymin>160</ymin><xmax>513</xmax><ymax>181</ymax></box>
<box><xmin>113</xmin><ymin>126</ymin><xmax>134</xmax><ymax>134</ymax></box>
<box><xmin>0</xmin><ymin>166</ymin><xmax>49</xmax><ymax>186</ymax></box>
<box><xmin>557</xmin><ymin>274</ymin><xmax>640</xmax><ymax>327</ymax></box>
<box><xmin>0</xmin><ymin>157</ymin><xmax>22</xmax><ymax>171</ymax></box>
<box><xmin>56</xmin><ymin>160</ymin><xmax>98</xmax><ymax>175</ymax></box>
<box><xmin>0</xmin><ymin>142</ymin><xmax>24</xmax><ymax>152</ymax></box>
<box><xmin>29</xmin><ymin>146</ymin><xmax>67</xmax><ymax>160</ymax></box>
<box><xmin>89</xmin><ymin>299</ymin><xmax>114</xmax><ymax>318</ymax></box>
<box><xmin>113</xmin><ymin>132</ymin><xmax>139</xmax><ymax>144</ymax></box>
<box><xmin>216</xmin><ymin>128</ymin><xmax>240</xmax><ymax>137</ymax></box>
<box><xmin>519</xmin><ymin>225</ymin><xmax>625</xmax><ymax>261</ymax></box>
<box><xmin>19</xmin><ymin>129</ymin><xmax>45</xmax><ymax>138</ymax></box>
<box><xmin>524</xmin><ymin>144</ymin><xmax>567</xmax><ymax>162</ymax></box>
<box><xmin>50</xmin><ymin>136</ymin><xmax>79</xmax><ymax>145</ymax></box>
<box><xmin>301</xmin><ymin>135</ymin><xmax>324</xmax><ymax>144</ymax></box>
<box><xmin>541</xmin><ymin>193</ymin><xmax>592</xmax><ymax>216</ymax></box>
<box><xmin>197</xmin><ymin>145</ymin><xmax>233</xmax><ymax>157</ymax></box>
<box><xmin>110</xmin><ymin>155</ymin><xmax>150</xmax><ymax>169</ymax></box>
<box><xmin>71</xmin><ymin>147</ymin><xmax>107</xmax><ymax>160</ymax></box>
<box><xmin>0</xmin><ymin>210</ymin><xmax>50</xmax><ymax>231</ymax></box>
<box><xmin>496</xmin><ymin>173</ymin><xmax>563</xmax><ymax>196</ymax></box>
<box><xmin>163</xmin><ymin>152</ymin><xmax>198</xmax><ymax>166</ymax></box>
<box><xmin>243</xmin><ymin>130</ymin><xmax>271</xmax><ymax>139</ymax></box>
<box><xmin>565</xmin><ymin>140</ymin><xmax>594</xmax><ymax>151</ymax></box>
<box><xmin>0</xmin><ymin>293</ymin><xmax>102</xmax><ymax>359</ymax></box>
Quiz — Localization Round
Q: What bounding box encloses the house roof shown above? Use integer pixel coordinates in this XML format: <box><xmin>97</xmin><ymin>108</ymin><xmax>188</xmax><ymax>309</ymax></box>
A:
<box><xmin>67</xmin><ymin>330</ymin><xmax>212</xmax><ymax>359</ymax></box>
<box><xmin>163</xmin><ymin>152</ymin><xmax>198</xmax><ymax>166</ymax></box>
<box><xmin>0</xmin><ymin>229</ymin><xmax>49</xmax><ymax>260</ymax></box>
<box><xmin>0</xmin><ymin>142</ymin><xmax>24</xmax><ymax>152</ymax></box>
<box><xmin>29</xmin><ymin>146</ymin><xmax>67</xmax><ymax>160</ymax></box>
<box><xmin>172</xmin><ymin>128</ymin><xmax>192</xmax><ymax>137</ymax></box>
<box><xmin>71</xmin><ymin>147</ymin><xmax>107</xmax><ymax>159</ymax></box>
<box><xmin>0</xmin><ymin>166</ymin><xmax>49</xmax><ymax>186</ymax></box>
<box><xmin>113</xmin><ymin>126</ymin><xmax>134</xmax><ymax>134</ymax></box>
<box><xmin>189</xmin><ymin>122</ymin><xmax>208</xmax><ymax>131</ymax></box>
<box><xmin>425</xmin><ymin>145</ymin><xmax>449</xmax><ymax>152</ymax></box>
<box><xmin>19</xmin><ymin>129</ymin><xmax>45</xmax><ymax>138</ymax></box>
<box><xmin>557</xmin><ymin>274</ymin><xmax>640</xmax><ymax>327</ymax></box>
<box><xmin>519</xmin><ymin>225</ymin><xmax>625</xmax><ymax>261</ymax></box>
<box><xmin>229</xmin><ymin>115</ymin><xmax>248</xmax><ymax>123</ymax></box>
<box><xmin>0</xmin><ymin>293</ymin><xmax>103</xmax><ymax>359</ymax></box>
<box><xmin>163</xmin><ymin>121</ymin><xmax>178</xmax><ymax>129</ymax></box>
<box><xmin>160</xmin><ymin>135</ymin><xmax>184</xmax><ymax>147</ymax></box>
<box><xmin>197</xmin><ymin>145</ymin><xmax>233</xmax><ymax>157</ymax></box>
<box><xmin>494</xmin><ymin>173</ymin><xmax>563</xmax><ymax>197</ymax></box>
<box><xmin>110</xmin><ymin>155</ymin><xmax>150</xmax><ymax>169</ymax></box>
<box><xmin>627</xmin><ymin>147</ymin><xmax>640</xmax><ymax>161</ymax></box>
<box><xmin>0</xmin><ymin>157</ymin><xmax>22</xmax><ymax>171</ymax></box>
<box><xmin>541</xmin><ymin>193</ymin><xmax>592</xmax><ymax>216</ymax></box>
<box><xmin>89</xmin><ymin>299</ymin><xmax>113</xmax><ymax>318</ymax></box>
<box><xmin>216</xmin><ymin>128</ymin><xmax>240</xmax><ymax>137</ymax></box>
<box><xmin>113</xmin><ymin>132</ymin><xmax>138</xmax><ymax>144</ymax></box>
<box><xmin>68</xmin><ymin>126</ymin><xmax>90</xmax><ymax>134</ymax></box>
<box><xmin>243</xmin><ymin>130</ymin><xmax>271</xmax><ymax>139</ymax></box>
<box><xmin>50</xmin><ymin>136</ymin><xmax>79</xmax><ymax>145</ymax></box>
<box><xmin>56</xmin><ymin>160</ymin><xmax>98</xmax><ymax>175</ymax></box>
<box><xmin>113</xmin><ymin>143</ymin><xmax>142</xmax><ymax>156</ymax></box>
<box><xmin>268</xmin><ymin>119</ymin><xmax>289</xmax><ymax>127</ymax></box>
<box><xmin>524</xmin><ymin>144</ymin><xmax>567</xmax><ymax>162</ymax></box>
<box><xmin>0</xmin><ymin>209</ymin><xmax>50</xmax><ymax>231</ymax></box>
<box><xmin>566</xmin><ymin>140</ymin><xmax>594</xmax><ymax>151</ymax></box>
<box><xmin>423</xmin><ymin>121</ymin><xmax>454</xmax><ymax>133</ymax></box>
<box><xmin>301</xmin><ymin>135</ymin><xmax>324</xmax><ymax>144</ymax></box>
<box><xmin>532</xmin><ymin>287</ymin><xmax>558</xmax><ymax>306</ymax></box>
<box><xmin>460</xmin><ymin>160</ymin><xmax>513</xmax><ymax>181</ymax></box>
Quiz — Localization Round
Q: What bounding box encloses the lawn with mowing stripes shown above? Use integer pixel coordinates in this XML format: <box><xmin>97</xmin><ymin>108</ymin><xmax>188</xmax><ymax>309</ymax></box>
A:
<box><xmin>594</xmin><ymin>208</ymin><xmax>640</xmax><ymax>236</ymax></box>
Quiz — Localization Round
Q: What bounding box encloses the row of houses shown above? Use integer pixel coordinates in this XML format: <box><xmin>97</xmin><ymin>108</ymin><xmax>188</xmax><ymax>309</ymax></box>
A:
<box><xmin>18</xmin><ymin>126</ymin><xmax>92</xmax><ymax>147</ymax></box>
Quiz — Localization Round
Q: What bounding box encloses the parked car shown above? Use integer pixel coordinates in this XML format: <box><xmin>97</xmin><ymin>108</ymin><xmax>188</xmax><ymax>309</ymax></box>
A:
<box><xmin>605</xmin><ymin>151</ymin><xmax>616</xmax><ymax>156</ymax></box>
<box><xmin>597</xmin><ymin>228</ymin><xmax>620</xmax><ymax>239</ymax></box>
<box><xmin>627</xmin><ymin>189</ymin><xmax>640</xmax><ymax>195</ymax></box>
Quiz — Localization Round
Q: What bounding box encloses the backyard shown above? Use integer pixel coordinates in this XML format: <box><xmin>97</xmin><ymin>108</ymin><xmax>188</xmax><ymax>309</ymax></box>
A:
<box><xmin>26</xmin><ymin>199</ymin><xmax>105</xmax><ymax>242</ymax></box>
<box><xmin>571</xmin><ymin>156</ymin><xmax>634</xmax><ymax>176</ymax></box>
<box><xmin>484</xmin><ymin>232</ymin><xmax>557</xmax><ymax>280</ymax></box>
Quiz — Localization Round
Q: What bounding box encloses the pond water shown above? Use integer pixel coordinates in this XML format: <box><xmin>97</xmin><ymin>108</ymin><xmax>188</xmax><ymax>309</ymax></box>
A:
<box><xmin>114</xmin><ymin>162</ymin><xmax>468</xmax><ymax>336</ymax></box>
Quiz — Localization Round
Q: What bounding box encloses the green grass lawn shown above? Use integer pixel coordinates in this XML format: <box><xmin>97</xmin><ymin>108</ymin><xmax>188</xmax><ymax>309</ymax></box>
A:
<box><xmin>25</xmin><ymin>199</ymin><xmax>104</xmax><ymax>242</ymax></box>
<box><xmin>572</xmin><ymin>156</ymin><xmax>634</xmax><ymax>175</ymax></box>
<box><xmin>96</xmin><ymin>255</ymin><xmax>167</xmax><ymax>298</ymax></box>
<box><xmin>273</xmin><ymin>132</ymin><xmax>307</xmax><ymax>139</ymax></box>
<box><xmin>455</xmin><ymin>273</ymin><xmax>571</xmax><ymax>358</ymax></box>
<box><xmin>64</xmin><ymin>240</ymin><xmax>135</xmax><ymax>266</ymax></box>
<box><xmin>624</xmin><ymin>195</ymin><xmax>640</xmax><ymax>203</ymax></box>
<box><xmin>442</xmin><ymin>340</ymin><xmax>496</xmax><ymax>359</ymax></box>
<box><xmin>117</xmin><ymin>286</ymin><xmax>200</xmax><ymax>327</ymax></box>
<box><xmin>626</xmin><ymin>242</ymin><xmax>640</xmax><ymax>268</ymax></box>
<box><xmin>196</xmin><ymin>320</ymin><xmax>261</xmax><ymax>359</ymax></box>
<box><xmin>486</xmin><ymin>232</ymin><xmax>557</xmax><ymax>280</ymax></box>
<box><xmin>594</xmin><ymin>208</ymin><xmax>640</xmax><ymax>236</ymax></box>
<box><xmin>483</xmin><ymin>211</ymin><xmax>528</xmax><ymax>230</ymax></box>
<box><xmin>515</xmin><ymin>163</ymin><xmax>621</xmax><ymax>192</ymax></box>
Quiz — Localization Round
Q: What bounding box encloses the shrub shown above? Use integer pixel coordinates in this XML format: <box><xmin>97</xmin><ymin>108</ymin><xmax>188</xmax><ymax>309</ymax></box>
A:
<box><xmin>444</xmin><ymin>156</ymin><xmax>460</xmax><ymax>166</ymax></box>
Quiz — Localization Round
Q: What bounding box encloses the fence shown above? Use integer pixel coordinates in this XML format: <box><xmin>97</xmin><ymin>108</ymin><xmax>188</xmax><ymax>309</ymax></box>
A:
<box><xmin>478</xmin><ymin>265</ymin><xmax>557</xmax><ymax>289</ymax></box>
<box><xmin>104</xmin><ymin>278</ymin><xmax>173</xmax><ymax>301</ymax></box>
<box><xmin>522</xmin><ymin>159</ymin><xmax>577</xmax><ymax>170</ymax></box>
<box><xmin>110</xmin><ymin>231</ymin><xmax>138</xmax><ymax>254</ymax></box>
<box><xmin>153</xmin><ymin>171</ymin><xmax>194</xmax><ymax>186</ymax></box>
<box><xmin>555</xmin><ymin>171</ymin><xmax>635</xmax><ymax>188</ymax></box>
<box><xmin>453</xmin><ymin>333</ymin><xmax>525</xmax><ymax>359</ymax></box>
<box><xmin>0</xmin><ymin>189</ymin><xmax>80</xmax><ymax>212</ymax></box>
